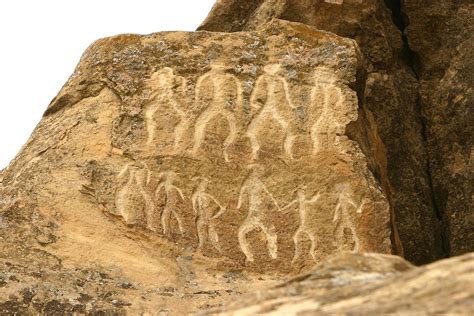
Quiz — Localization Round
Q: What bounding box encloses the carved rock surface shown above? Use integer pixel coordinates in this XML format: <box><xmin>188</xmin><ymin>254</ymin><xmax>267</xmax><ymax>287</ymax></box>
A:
<box><xmin>199</xmin><ymin>0</ymin><xmax>474</xmax><ymax>264</ymax></box>
<box><xmin>206</xmin><ymin>252</ymin><xmax>474</xmax><ymax>315</ymax></box>
<box><xmin>1</xmin><ymin>20</ymin><xmax>392</xmax><ymax>313</ymax></box>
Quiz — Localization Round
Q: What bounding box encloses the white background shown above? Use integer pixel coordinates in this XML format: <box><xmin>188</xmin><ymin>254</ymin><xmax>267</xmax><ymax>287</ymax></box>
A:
<box><xmin>0</xmin><ymin>0</ymin><xmax>216</xmax><ymax>169</ymax></box>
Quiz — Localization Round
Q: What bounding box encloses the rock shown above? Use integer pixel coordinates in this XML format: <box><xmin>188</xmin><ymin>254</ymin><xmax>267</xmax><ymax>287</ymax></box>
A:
<box><xmin>207</xmin><ymin>252</ymin><xmax>474</xmax><ymax>315</ymax></box>
<box><xmin>0</xmin><ymin>19</ymin><xmax>393</xmax><ymax>313</ymax></box>
<box><xmin>0</xmin><ymin>1</ymin><xmax>471</xmax><ymax>314</ymax></box>
<box><xmin>400</xmin><ymin>0</ymin><xmax>474</xmax><ymax>257</ymax></box>
<box><xmin>1</xmin><ymin>19</ymin><xmax>390</xmax><ymax>274</ymax></box>
<box><xmin>198</xmin><ymin>0</ymin><xmax>473</xmax><ymax>265</ymax></box>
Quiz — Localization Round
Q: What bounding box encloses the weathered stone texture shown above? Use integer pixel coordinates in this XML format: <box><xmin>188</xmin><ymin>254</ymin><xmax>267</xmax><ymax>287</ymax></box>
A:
<box><xmin>0</xmin><ymin>1</ymin><xmax>472</xmax><ymax>314</ymax></box>
<box><xmin>206</xmin><ymin>252</ymin><xmax>474</xmax><ymax>315</ymax></box>
<box><xmin>0</xmin><ymin>20</ymin><xmax>394</xmax><ymax>314</ymax></box>
<box><xmin>401</xmin><ymin>0</ymin><xmax>473</xmax><ymax>257</ymax></box>
<box><xmin>199</xmin><ymin>0</ymin><xmax>473</xmax><ymax>264</ymax></box>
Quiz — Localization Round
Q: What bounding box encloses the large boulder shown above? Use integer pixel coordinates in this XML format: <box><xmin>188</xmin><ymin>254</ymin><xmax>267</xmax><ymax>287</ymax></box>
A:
<box><xmin>0</xmin><ymin>20</ymin><xmax>392</xmax><ymax>313</ymax></box>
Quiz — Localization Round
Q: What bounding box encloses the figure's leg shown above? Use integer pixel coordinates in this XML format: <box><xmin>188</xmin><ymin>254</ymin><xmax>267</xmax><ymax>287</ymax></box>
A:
<box><xmin>333</xmin><ymin>219</ymin><xmax>343</xmax><ymax>251</ymax></box>
<box><xmin>284</xmin><ymin>133</ymin><xmax>296</xmax><ymax>160</ymax></box>
<box><xmin>192</xmin><ymin>109</ymin><xmax>213</xmax><ymax>156</ymax></box>
<box><xmin>291</xmin><ymin>229</ymin><xmax>303</xmax><ymax>264</ymax></box>
<box><xmin>196</xmin><ymin>220</ymin><xmax>207</xmax><ymax>251</ymax></box>
<box><xmin>311</xmin><ymin>117</ymin><xmax>324</xmax><ymax>154</ymax></box>
<box><xmin>222</xmin><ymin>111</ymin><xmax>238</xmax><ymax>162</ymax></box>
<box><xmin>246</xmin><ymin>112</ymin><xmax>264</xmax><ymax>161</ymax></box>
<box><xmin>145</xmin><ymin>105</ymin><xmax>157</xmax><ymax>145</ymax></box>
<box><xmin>349</xmin><ymin>219</ymin><xmax>360</xmax><ymax>252</ymax></box>
<box><xmin>145</xmin><ymin>201</ymin><xmax>158</xmax><ymax>232</ymax></box>
<box><xmin>273</xmin><ymin>112</ymin><xmax>294</xmax><ymax>159</ymax></box>
<box><xmin>308</xmin><ymin>231</ymin><xmax>318</xmax><ymax>262</ymax></box>
<box><xmin>209</xmin><ymin>224</ymin><xmax>222</xmax><ymax>252</ymax></box>
<box><xmin>238</xmin><ymin>223</ymin><xmax>255</xmax><ymax>262</ymax></box>
<box><xmin>161</xmin><ymin>207</ymin><xmax>171</xmax><ymax>236</ymax></box>
<box><xmin>262</xmin><ymin>224</ymin><xmax>278</xmax><ymax>260</ymax></box>
<box><xmin>141</xmin><ymin>192</ymin><xmax>156</xmax><ymax>230</ymax></box>
<box><xmin>172</xmin><ymin>115</ymin><xmax>190</xmax><ymax>154</ymax></box>
<box><xmin>172</xmin><ymin>210</ymin><xmax>185</xmax><ymax>236</ymax></box>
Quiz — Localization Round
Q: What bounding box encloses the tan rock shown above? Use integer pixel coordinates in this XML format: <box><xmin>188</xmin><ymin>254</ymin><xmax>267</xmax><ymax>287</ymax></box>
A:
<box><xmin>7</xmin><ymin>20</ymin><xmax>390</xmax><ymax>272</ymax></box>
<box><xmin>207</xmin><ymin>252</ymin><xmax>474</xmax><ymax>315</ymax></box>
<box><xmin>0</xmin><ymin>19</ymin><xmax>393</xmax><ymax>313</ymax></box>
<box><xmin>0</xmin><ymin>2</ymin><xmax>472</xmax><ymax>313</ymax></box>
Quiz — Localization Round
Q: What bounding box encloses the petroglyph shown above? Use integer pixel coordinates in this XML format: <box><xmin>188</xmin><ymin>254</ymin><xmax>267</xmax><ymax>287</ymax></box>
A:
<box><xmin>115</xmin><ymin>164</ymin><xmax>154</xmax><ymax>227</ymax></box>
<box><xmin>332</xmin><ymin>183</ymin><xmax>365</xmax><ymax>252</ymax></box>
<box><xmin>310</xmin><ymin>67</ymin><xmax>346</xmax><ymax>154</ymax></box>
<box><xmin>192</xmin><ymin>63</ymin><xmax>243</xmax><ymax>162</ymax></box>
<box><xmin>192</xmin><ymin>177</ymin><xmax>226</xmax><ymax>252</ymax></box>
<box><xmin>155</xmin><ymin>171</ymin><xmax>185</xmax><ymax>236</ymax></box>
<box><xmin>2</xmin><ymin>20</ymin><xmax>394</xmax><ymax>279</ymax></box>
<box><xmin>145</xmin><ymin>67</ymin><xmax>188</xmax><ymax>153</ymax></box>
<box><xmin>237</xmin><ymin>165</ymin><xmax>280</xmax><ymax>262</ymax></box>
<box><xmin>282</xmin><ymin>187</ymin><xmax>322</xmax><ymax>264</ymax></box>
<box><xmin>247</xmin><ymin>64</ymin><xmax>297</xmax><ymax>160</ymax></box>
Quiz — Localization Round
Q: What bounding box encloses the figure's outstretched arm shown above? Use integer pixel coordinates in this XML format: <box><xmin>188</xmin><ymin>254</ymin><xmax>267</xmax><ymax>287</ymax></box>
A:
<box><xmin>175</xmin><ymin>186</ymin><xmax>185</xmax><ymax>201</ymax></box>
<box><xmin>211</xmin><ymin>195</ymin><xmax>226</xmax><ymax>219</ymax></box>
<box><xmin>308</xmin><ymin>192</ymin><xmax>322</xmax><ymax>204</ymax></box>
<box><xmin>346</xmin><ymin>198</ymin><xmax>358</xmax><ymax>210</ymax></box>
<box><xmin>356</xmin><ymin>198</ymin><xmax>371</xmax><ymax>214</ymax></box>
<box><xmin>264</xmin><ymin>187</ymin><xmax>280</xmax><ymax>210</ymax></box>
<box><xmin>118</xmin><ymin>165</ymin><xmax>130</xmax><ymax>179</ymax></box>
<box><xmin>206</xmin><ymin>193</ymin><xmax>224</xmax><ymax>210</ymax></box>
<box><xmin>281</xmin><ymin>200</ymin><xmax>297</xmax><ymax>212</ymax></box>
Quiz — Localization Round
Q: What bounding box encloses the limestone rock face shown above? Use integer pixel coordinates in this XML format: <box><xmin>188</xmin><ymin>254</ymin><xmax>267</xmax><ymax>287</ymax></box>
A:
<box><xmin>206</xmin><ymin>252</ymin><xmax>474</xmax><ymax>315</ymax></box>
<box><xmin>0</xmin><ymin>20</ymin><xmax>392</xmax><ymax>313</ymax></box>
<box><xmin>199</xmin><ymin>0</ymin><xmax>473</xmax><ymax>264</ymax></box>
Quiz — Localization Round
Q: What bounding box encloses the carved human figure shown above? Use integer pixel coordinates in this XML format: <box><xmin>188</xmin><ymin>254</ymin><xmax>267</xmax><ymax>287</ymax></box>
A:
<box><xmin>310</xmin><ymin>67</ymin><xmax>346</xmax><ymax>154</ymax></box>
<box><xmin>332</xmin><ymin>183</ymin><xmax>368</xmax><ymax>252</ymax></box>
<box><xmin>282</xmin><ymin>187</ymin><xmax>321</xmax><ymax>264</ymax></box>
<box><xmin>115</xmin><ymin>164</ymin><xmax>154</xmax><ymax>227</ymax></box>
<box><xmin>191</xmin><ymin>177</ymin><xmax>226</xmax><ymax>252</ymax></box>
<box><xmin>247</xmin><ymin>64</ymin><xmax>296</xmax><ymax>160</ymax></box>
<box><xmin>237</xmin><ymin>165</ymin><xmax>280</xmax><ymax>262</ymax></box>
<box><xmin>192</xmin><ymin>63</ymin><xmax>243</xmax><ymax>162</ymax></box>
<box><xmin>145</xmin><ymin>67</ymin><xmax>188</xmax><ymax>153</ymax></box>
<box><xmin>154</xmin><ymin>171</ymin><xmax>185</xmax><ymax>236</ymax></box>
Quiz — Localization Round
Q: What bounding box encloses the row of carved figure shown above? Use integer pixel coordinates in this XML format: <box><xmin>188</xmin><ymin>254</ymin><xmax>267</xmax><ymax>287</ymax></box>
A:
<box><xmin>145</xmin><ymin>64</ymin><xmax>346</xmax><ymax>162</ymax></box>
<box><xmin>115</xmin><ymin>163</ymin><xmax>368</xmax><ymax>263</ymax></box>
